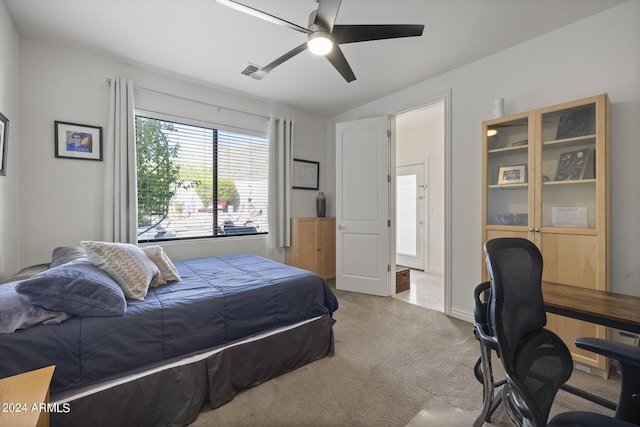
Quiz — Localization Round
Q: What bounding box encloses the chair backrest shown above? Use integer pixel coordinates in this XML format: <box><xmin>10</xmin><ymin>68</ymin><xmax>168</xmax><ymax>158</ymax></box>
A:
<box><xmin>484</xmin><ymin>238</ymin><xmax>546</xmax><ymax>363</ymax></box>
<box><xmin>484</xmin><ymin>237</ymin><xmax>573</xmax><ymax>426</ymax></box>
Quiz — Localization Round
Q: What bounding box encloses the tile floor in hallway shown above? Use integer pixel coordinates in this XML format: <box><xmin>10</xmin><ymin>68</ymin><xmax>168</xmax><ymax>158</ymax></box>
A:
<box><xmin>393</xmin><ymin>268</ymin><xmax>444</xmax><ymax>312</ymax></box>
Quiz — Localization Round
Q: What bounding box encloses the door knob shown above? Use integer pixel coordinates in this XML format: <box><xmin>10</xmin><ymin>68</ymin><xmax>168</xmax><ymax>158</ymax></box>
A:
<box><xmin>337</xmin><ymin>225</ymin><xmax>344</xmax><ymax>230</ymax></box>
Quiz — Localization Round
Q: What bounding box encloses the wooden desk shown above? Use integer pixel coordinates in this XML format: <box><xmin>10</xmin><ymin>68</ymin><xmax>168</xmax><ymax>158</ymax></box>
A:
<box><xmin>542</xmin><ymin>282</ymin><xmax>640</xmax><ymax>411</ymax></box>
<box><xmin>0</xmin><ymin>366</ymin><xmax>55</xmax><ymax>427</ymax></box>
<box><xmin>542</xmin><ymin>281</ymin><xmax>640</xmax><ymax>334</ymax></box>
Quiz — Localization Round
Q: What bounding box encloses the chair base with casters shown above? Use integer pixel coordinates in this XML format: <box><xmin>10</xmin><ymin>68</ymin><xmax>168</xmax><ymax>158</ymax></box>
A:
<box><xmin>472</xmin><ymin>281</ymin><xmax>507</xmax><ymax>426</ymax></box>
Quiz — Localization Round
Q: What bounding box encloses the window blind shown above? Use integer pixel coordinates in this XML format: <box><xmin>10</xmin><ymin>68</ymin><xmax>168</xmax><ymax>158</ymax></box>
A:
<box><xmin>136</xmin><ymin>115</ymin><xmax>269</xmax><ymax>242</ymax></box>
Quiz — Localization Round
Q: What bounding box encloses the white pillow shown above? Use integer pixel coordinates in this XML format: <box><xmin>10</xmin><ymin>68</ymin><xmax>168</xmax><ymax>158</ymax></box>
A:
<box><xmin>81</xmin><ymin>241</ymin><xmax>160</xmax><ymax>300</ymax></box>
<box><xmin>142</xmin><ymin>245</ymin><xmax>181</xmax><ymax>286</ymax></box>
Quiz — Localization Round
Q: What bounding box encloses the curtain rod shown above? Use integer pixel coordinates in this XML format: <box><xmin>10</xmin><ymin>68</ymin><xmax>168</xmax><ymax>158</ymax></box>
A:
<box><xmin>106</xmin><ymin>78</ymin><xmax>270</xmax><ymax>121</ymax></box>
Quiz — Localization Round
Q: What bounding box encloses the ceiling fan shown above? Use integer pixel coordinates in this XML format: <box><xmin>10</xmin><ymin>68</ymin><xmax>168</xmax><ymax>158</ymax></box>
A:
<box><xmin>216</xmin><ymin>0</ymin><xmax>425</xmax><ymax>82</ymax></box>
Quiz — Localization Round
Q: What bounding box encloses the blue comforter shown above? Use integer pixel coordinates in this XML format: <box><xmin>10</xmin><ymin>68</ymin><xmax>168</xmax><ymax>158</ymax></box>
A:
<box><xmin>0</xmin><ymin>254</ymin><xmax>338</xmax><ymax>393</ymax></box>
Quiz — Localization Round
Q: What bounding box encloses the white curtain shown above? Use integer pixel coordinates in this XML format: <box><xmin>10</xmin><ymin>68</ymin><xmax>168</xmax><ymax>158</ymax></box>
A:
<box><xmin>267</xmin><ymin>116</ymin><xmax>293</xmax><ymax>248</ymax></box>
<box><xmin>103</xmin><ymin>77</ymin><xmax>137</xmax><ymax>243</ymax></box>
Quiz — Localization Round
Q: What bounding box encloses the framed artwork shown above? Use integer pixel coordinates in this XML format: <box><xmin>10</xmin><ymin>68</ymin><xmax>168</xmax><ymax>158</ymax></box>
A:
<box><xmin>0</xmin><ymin>111</ymin><xmax>8</xmax><ymax>176</ymax></box>
<box><xmin>497</xmin><ymin>164</ymin><xmax>527</xmax><ymax>185</ymax></box>
<box><xmin>555</xmin><ymin>108</ymin><xmax>591</xmax><ymax>140</ymax></box>
<box><xmin>292</xmin><ymin>158</ymin><xmax>319</xmax><ymax>190</ymax></box>
<box><xmin>554</xmin><ymin>149</ymin><xmax>592</xmax><ymax>181</ymax></box>
<box><xmin>55</xmin><ymin>121</ymin><xmax>103</xmax><ymax>161</ymax></box>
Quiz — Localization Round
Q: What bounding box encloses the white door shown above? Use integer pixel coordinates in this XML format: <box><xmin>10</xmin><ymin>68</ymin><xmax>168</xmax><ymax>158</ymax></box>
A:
<box><xmin>336</xmin><ymin>116</ymin><xmax>391</xmax><ymax>296</ymax></box>
<box><xmin>396</xmin><ymin>163</ymin><xmax>425</xmax><ymax>270</ymax></box>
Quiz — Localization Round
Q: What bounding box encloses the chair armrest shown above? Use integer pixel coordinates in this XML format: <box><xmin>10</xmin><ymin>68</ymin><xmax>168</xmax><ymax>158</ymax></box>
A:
<box><xmin>575</xmin><ymin>337</ymin><xmax>640</xmax><ymax>368</ymax></box>
<box><xmin>473</xmin><ymin>281</ymin><xmax>491</xmax><ymax>324</ymax></box>
<box><xmin>577</xmin><ymin>337</ymin><xmax>640</xmax><ymax>423</ymax></box>
<box><xmin>473</xmin><ymin>281</ymin><xmax>498</xmax><ymax>347</ymax></box>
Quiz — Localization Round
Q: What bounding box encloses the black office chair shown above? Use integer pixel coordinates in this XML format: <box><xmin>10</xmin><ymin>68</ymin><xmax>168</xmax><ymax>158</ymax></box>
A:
<box><xmin>482</xmin><ymin>237</ymin><xmax>640</xmax><ymax>427</ymax></box>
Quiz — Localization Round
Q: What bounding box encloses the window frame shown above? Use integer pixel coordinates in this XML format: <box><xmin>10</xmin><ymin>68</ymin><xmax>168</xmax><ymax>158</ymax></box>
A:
<box><xmin>134</xmin><ymin>109</ymin><xmax>269</xmax><ymax>243</ymax></box>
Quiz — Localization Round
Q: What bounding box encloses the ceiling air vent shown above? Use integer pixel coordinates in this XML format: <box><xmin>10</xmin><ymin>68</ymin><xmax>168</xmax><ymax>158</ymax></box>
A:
<box><xmin>241</xmin><ymin>64</ymin><xmax>268</xmax><ymax>80</ymax></box>
<box><xmin>241</xmin><ymin>64</ymin><xmax>260</xmax><ymax>76</ymax></box>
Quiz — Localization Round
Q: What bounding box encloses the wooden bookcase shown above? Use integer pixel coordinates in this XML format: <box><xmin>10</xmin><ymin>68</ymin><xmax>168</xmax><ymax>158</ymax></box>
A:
<box><xmin>481</xmin><ymin>94</ymin><xmax>610</xmax><ymax>376</ymax></box>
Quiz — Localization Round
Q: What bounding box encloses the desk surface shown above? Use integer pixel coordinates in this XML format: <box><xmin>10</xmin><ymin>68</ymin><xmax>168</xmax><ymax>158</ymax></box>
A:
<box><xmin>542</xmin><ymin>281</ymin><xmax>640</xmax><ymax>334</ymax></box>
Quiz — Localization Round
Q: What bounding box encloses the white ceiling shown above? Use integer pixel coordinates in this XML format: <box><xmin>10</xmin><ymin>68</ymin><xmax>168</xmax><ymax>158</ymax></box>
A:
<box><xmin>4</xmin><ymin>0</ymin><xmax>627</xmax><ymax>117</ymax></box>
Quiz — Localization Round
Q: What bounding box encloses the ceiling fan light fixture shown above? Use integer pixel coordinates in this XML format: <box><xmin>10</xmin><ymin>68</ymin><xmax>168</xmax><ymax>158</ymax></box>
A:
<box><xmin>307</xmin><ymin>31</ymin><xmax>333</xmax><ymax>55</ymax></box>
<box><xmin>217</xmin><ymin>0</ymin><xmax>425</xmax><ymax>82</ymax></box>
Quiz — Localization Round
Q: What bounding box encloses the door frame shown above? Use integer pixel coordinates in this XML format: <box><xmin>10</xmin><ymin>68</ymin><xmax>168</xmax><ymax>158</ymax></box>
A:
<box><xmin>390</xmin><ymin>90</ymin><xmax>451</xmax><ymax>314</ymax></box>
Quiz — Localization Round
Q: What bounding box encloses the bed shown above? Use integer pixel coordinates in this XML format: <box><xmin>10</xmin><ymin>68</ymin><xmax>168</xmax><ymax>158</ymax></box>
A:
<box><xmin>0</xmin><ymin>245</ymin><xmax>338</xmax><ymax>427</ymax></box>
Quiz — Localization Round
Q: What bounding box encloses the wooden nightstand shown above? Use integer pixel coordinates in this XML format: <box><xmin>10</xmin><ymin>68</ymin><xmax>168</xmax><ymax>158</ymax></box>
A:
<box><xmin>285</xmin><ymin>217</ymin><xmax>336</xmax><ymax>279</ymax></box>
<box><xmin>0</xmin><ymin>366</ymin><xmax>55</xmax><ymax>427</ymax></box>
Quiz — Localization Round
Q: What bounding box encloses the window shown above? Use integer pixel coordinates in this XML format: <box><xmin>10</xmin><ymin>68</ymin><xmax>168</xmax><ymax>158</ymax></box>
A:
<box><xmin>136</xmin><ymin>115</ymin><xmax>269</xmax><ymax>242</ymax></box>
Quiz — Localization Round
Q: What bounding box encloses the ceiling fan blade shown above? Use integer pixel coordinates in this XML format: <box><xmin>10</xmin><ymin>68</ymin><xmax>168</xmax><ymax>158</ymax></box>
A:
<box><xmin>261</xmin><ymin>42</ymin><xmax>309</xmax><ymax>73</ymax></box>
<box><xmin>216</xmin><ymin>0</ymin><xmax>310</xmax><ymax>34</ymax></box>
<box><xmin>314</xmin><ymin>0</ymin><xmax>342</xmax><ymax>32</ymax></box>
<box><xmin>325</xmin><ymin>45</ymin><xmax>356</xmax><ymax>82</ymax></box>
<box><xmin>332</xmin><ymin>24</ymin><xmax>424</xmax><ymax>44</ymax></box>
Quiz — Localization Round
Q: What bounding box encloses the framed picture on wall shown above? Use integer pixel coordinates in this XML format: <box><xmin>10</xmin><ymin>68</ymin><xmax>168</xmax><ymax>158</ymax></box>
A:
<box><xmin>55</xmin><ymin>121</ymin><xmax>103</xmax><ymax>161</ymax></box>
<box><xmin>292</xmin><ymin>158</ymin><xmax>319</xmax><ymax>190</ymax></box>
<box><xmin>0</xmin><ymin>111</ymin><xmax>8</xmax><ymax>176</ymax></box>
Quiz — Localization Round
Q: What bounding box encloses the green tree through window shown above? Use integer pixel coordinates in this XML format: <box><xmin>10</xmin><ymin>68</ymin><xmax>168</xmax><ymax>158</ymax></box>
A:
<box><xmin>136</xmin><ymin>117</ymin><xmax>181</xmax><ymax>226</ymax></box>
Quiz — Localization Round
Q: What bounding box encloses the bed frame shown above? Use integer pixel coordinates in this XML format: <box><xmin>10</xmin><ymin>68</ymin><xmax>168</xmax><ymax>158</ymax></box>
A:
<box><xmin>51</xmin><ymin>315</ymin><xmax>335</xmax><ymax>426</ymax></box>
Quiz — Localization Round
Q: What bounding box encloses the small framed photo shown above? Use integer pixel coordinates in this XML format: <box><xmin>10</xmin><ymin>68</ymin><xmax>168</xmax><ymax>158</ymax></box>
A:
<box><xmin>292</xmin><ymin>158</ymin><xmax>319</xmax><ymax>190</ymax></box>
<box><xmin>498</xmin><ymin>164</ymin><xmax>527</xmax><ymax>185</ymax></box>
<box><xmin>0</xmin><ymin>111</ymin><xmax>8</xmax><ymax>176</ymax></box>
<box><xmin>55</xmin><ymin>121</ymin><xmax>103</xmax><ymax>161</ymax></box>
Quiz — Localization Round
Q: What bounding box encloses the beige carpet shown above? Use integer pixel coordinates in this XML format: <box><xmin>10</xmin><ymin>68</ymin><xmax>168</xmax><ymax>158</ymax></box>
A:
<box><xmin>189</xmin><ymin>286</ymin><xmax>621</xmax><ymax>426</ymax></box>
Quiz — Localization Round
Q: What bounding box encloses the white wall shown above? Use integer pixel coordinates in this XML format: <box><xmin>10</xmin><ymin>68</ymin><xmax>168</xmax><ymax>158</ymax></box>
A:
<box><xmin>0</xmin><ymin>1</ymin><xmax>21</xmax><ymax>279</ymax></box>
<box><xmin>329</xmin><ymin>1</ymin><xmax>640</xmax><ymax>320</ymax></box>
<box><xmin>396</xmin><ymin>102</ymin><xmax>445</xmax><ymax>274</ymax></box>
<box><xmin>15</xmin><ymin>38</ymin><xmax>328</xmax><ymax>269</ymax></box>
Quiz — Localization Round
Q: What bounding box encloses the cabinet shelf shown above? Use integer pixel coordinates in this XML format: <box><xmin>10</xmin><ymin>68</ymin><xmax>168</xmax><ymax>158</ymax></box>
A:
<box><xmin>544</xmin><ymin>179</ymin><xmax>596</xmax><ymax>186</ymax></box>
<box><xmin>485</xmin><ymin>224</ymin><xmax>529</xmax><ymax>231</ymax></box>
<box><xmin>488</xmin><ymin>145</ymin><xmax>528</xmax><ymax>155</ymax></box>
<box><xmin>543</xmin><ymin>134</ymin><xmax>596</xmax><ymax>147</ymax></box>
<box><xmin>488</xmin><ymin>183</ymin><xmax>528</xmax><ymax>189</ymax></box>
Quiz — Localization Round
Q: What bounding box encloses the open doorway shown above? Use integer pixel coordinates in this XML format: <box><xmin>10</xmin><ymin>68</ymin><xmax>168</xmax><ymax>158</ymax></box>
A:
<box><xmin>393</xmin><ymin>100</ymin><xmax>445</xmax><ymax>312</ymax></box>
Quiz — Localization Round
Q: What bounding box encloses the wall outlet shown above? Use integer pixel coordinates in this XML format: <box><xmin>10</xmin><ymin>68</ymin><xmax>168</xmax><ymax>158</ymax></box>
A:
<box><xmin>618</xmin><ymin>330</ymin><xmax>639</xmax><ymax>347</ymax></box>
<box><xmin>575</xmin><ymin>364</ymin><xmax>592</xmax><ymax>374</ymax></box>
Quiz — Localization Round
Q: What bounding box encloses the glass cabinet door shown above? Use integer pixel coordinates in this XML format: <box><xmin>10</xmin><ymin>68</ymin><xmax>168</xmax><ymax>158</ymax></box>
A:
<box><xmin>540</xmin><ymin>102</ymin><xmax>597</xmax><ymax>229</ymax></box>
<box><xmin>485</xmin><ymin>115</ymin><xmax>531</xmax><ymax>227</ymax></box>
